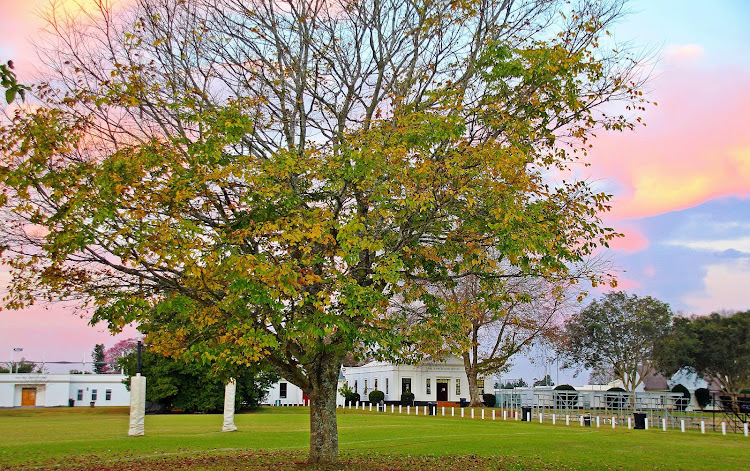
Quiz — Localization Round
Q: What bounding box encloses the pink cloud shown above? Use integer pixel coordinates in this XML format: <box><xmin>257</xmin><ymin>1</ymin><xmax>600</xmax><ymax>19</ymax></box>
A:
<box><xmin>664</xmin><ymin>44</ymin><xmax>705</xmax><ymax>66</ymax></box>
<box><xmin>606</xmin><ymin>221</ymin><xmax>649</xmax><ymax>253</ymax></box>
<box><xmin>588</xmin><ymin>63</ymin><xmax>750</xmax><ymax>219</ymax></box>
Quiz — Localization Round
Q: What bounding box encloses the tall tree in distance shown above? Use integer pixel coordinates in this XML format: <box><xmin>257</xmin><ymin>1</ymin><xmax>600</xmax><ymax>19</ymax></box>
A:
<box><xmin>562</xmin><ymin>291</ymin><xmax>673</xmax><ymax>391</ymax></box>
<box><xmin>655</xmin><ymin>311</ymin><xmax>750</xmax><ymax>396</ymax></box>
<box><xmin>92</xmin><ymin>343</ymin><xmax>107</xmax><ymax>374</ymax></box>
<box><xmin>0</xmin><ymin>0</ymin><xmax>649</xmax><ymax>464</ymax></box>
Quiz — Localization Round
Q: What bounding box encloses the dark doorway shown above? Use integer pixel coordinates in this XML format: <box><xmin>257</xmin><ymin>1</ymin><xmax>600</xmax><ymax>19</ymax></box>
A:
<box><xmin>401</xmin><ymin>378</ymin><xmax>411</xmax><ymax>394</ymax></box>
<box><xmin>436</xmin><ymin>380</ymin><xmax>449</xmax><ymax>401</ymax></box>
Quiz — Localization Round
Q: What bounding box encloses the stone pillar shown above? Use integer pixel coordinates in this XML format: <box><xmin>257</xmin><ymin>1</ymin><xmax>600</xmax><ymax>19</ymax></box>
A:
<box><xmin>222</xmin><ymin>378</ymin><xmax>238</xmax><ymax>432</ymax></box>
<box><xmin>128</xmin><ymin>374</ymin><xmax>146</xmax><ymax>436</ymax></box>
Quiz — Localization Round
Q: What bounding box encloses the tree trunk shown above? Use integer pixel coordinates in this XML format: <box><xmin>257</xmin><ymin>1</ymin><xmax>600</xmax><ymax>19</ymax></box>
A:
<box><xmin>306</xmin><ymin>355</ymin><xmax>342</xmax><ymax>465</ymax></box>
<box><xmin>463</xmin><ymin>353</ymin><xmax>482</xmax><ymax>407</ymax></box>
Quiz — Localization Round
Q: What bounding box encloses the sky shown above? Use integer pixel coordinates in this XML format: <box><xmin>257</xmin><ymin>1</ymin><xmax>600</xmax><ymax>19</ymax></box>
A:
<box><xmin>1</xmin><ymin>0</ymin><xmax>749</xmax><ymax>383</ymax></box>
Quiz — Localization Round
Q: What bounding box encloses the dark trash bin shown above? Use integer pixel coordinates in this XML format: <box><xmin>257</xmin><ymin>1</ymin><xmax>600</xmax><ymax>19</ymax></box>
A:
<box><xmin>633</xmin><ymin>412</ymin><xmax>647</xmax><ymax>430</ymax></box>
<box><xmin>428</xmin><ymin>402</ymin><xmax>437</xmax><ymax>415</ymax></box>
<box><xmin>583</xmin><ymin>416</ymin><xmax>591</xmax><ymax>427</ymax></box>
<box><xmin>459</xmin><ymin>398</ymin><xmax>468</xmax><ymax>407</ymax></box>
<box><xmin>89</xmin><ymin>401</ymin><xmax>95</xmax><ymax>408</ymax></box>
<box><xmin>521</xmin><ymin>406</ymin><xmax>532</xmax><ymax>421</ymax></box>
<box><xmin>68</xmin><ymin>398</ymin><xmax>75</xmax><ymax>407</ymax></box>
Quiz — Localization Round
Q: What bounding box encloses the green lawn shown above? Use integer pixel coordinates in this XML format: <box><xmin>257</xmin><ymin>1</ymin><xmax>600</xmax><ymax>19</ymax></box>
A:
<box><xmin>0</xmin><ymin>407</ymin><xmax>747</xmax><ymax>470</ymax></box>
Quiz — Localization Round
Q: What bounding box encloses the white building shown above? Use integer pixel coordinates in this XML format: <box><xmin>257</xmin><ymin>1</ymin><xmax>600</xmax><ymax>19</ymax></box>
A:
<box><xmin>342</xmin><ymin>357</ymin><xmax>486</xmax><ymax>405</ymax></box>
<box><xmin>0</xmin><ymin>373</ymin><xmax>130</xmax><ymax>408</ymax></box>
<box><xmin>264</xmin><ymin>372</ymin><xmax>347</xmax><ymax>407</ymax></box>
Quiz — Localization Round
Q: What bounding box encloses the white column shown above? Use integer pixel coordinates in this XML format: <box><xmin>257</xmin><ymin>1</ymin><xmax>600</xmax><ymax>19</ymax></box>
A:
<box><xmin>128</xmin><ymin>374</ymin><xmax>146</xmax><ymax>437</ymax></box>
<box><xmin>222</xmin><ymin>379</ymin><xmax>238</xmax><ymax>432</ymax></box>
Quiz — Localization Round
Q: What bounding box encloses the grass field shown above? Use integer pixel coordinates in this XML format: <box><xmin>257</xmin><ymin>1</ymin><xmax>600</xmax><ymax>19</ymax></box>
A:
<box><xmin>0</xmin><ymin>407</ymin><xmax>747</xmax><ymax>470</ymax></box>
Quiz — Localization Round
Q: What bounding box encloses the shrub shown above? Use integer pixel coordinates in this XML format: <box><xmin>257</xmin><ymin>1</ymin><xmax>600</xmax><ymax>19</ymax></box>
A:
<box><xmin>400</xmin><ymin>392</ymin><xmax>415</xmax><ymax>406</ymax></box>
<box><xmin>482</xmin><ymin>394</ymin><xmax>496</xmax><ymax>407</ymax></box>
<box><xmin>553</xmin><ymin>384</ymin><xmax>578</xmax><ymax>408</ymax></box>
<box><xmin>694</xmin><ymin>387</ymin><xmax>711</xmax><ymax>409</ymax></box>
<box><xmin>671</xmin><ymin>384</ymin><xmax>690</xmax><ymax>411</ymax></box>
<box><xmin>369</xmin><ymin>389</ymin><xmax>384</xmax><ymax>404</ymax></box>
<box><xmin>605</xmin><ymin>387</ymin><xmax>627</xmax><ymax>410</ymax></box>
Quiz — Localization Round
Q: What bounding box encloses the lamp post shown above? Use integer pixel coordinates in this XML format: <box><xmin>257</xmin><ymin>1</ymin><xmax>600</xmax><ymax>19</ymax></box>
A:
<box><xmin>12</xmin><ymin>348</ymin><xmax>23</xmax><ymax>374</ymax></box>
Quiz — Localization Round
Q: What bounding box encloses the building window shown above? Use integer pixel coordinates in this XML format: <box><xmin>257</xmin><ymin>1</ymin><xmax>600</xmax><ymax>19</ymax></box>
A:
<box><xmin>456</xmin><ymin>379</ymin><xmax>461</xmax><ymax>396</ymax></box>
<box><xmin>477</xmin><ymin>380</ymin><xmax>485</xmax><ymax>395</ymax></box>
<box><xmin>354</xmin><ymin>380</ymin><xmax>358</xmax><ymax>393</ymax></box>
<box><xmin>364</xmin><ymin>379</ymin><xmax>368</xmax><ymax>395</ymax></box>
<box><xmin>386</xmin><ymin>378</ymin><xmax>389</xmax><ymax>395</ymax></box>
<box><xmin>91</xmin><ymin>389</ymin><xmax>98</xmax><ymax>401</ymax></box>
<box><xmin>280</xmin><ymin>382</ymin><xmax>288</xmax><ymax>398</ymax></box>
<box><xmin>402</xmin><ymin>378</ymin><xmax>411</xmax><ymax>394</ymax></box>
<box><xmin>426</xmin><ymin>378</ymin><xmax>431</xmax><ymax>395</ymax></box>
<box><xmin>374</xmin><ymin>378</ymin><xmax>378</xmax><ymax>390</ymax></box>
<box><xmin>105</xmin><ymin>389</ymin><xmax>112</xmax><ymax>401</ymax></box>
<box><xmin>77</xmin><ymin>389</ymin><xmax>83</xmax><ymax>401</ymax></box>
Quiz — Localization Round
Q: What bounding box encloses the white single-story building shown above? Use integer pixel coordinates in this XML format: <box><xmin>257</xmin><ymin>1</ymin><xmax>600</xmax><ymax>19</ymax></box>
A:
<box><xmin>264</xmin><ymin>371</ymin><xmax>347</xmax><ymax>407</ymax></box>
<box><xmin>342</xmin><ymin>357</ymin><xmax>487</xmax><ymax>404</ymax></box>
<box><xmin>0</xmin><ymin>373</ymin><xmax>130</xmax><ymax>408</ymax></box>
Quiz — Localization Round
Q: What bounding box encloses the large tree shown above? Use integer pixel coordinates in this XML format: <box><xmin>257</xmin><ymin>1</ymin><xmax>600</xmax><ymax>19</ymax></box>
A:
<box><xmin>655</xmin><ymin>311</ymin><xmax>750</xmax><ymax>395</ymax></box>
<box><xmin>0</xmin><ymin>0</ymin><xmax>647</xmax><ymax>464</ymax></box>
<box><xmin>562</xmin><ymin>291</ymin><xmax>673</xmax><ymax>391</ymax></box>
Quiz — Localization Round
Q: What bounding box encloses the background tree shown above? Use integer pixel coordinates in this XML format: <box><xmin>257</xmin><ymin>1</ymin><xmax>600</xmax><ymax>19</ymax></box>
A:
<box><xmin>655</xmin><ymin>311</ymin><xmax>750</xmax><ymax>394</ymax></box>
<box><xmin>119</xmin><ymin>349</ymin><xmax>278</xmax><ymax>413</ymax></box>
<box><xmin>0</xmin><ymin>0</ymin><xmax>648</xmax><ymax>464</ymax></box>
<box><xmin>92</xmin><ymin>344</ymin><xmax>107</xmax><ymax>374</ymax></box>
<box><xmin>534</xmin><ymin>374</ymin><xmax>554</xmax><ymax>387</ymax></box>
<box><xmin>104</xmin><ymin>338</ymin><xmax>138</xmax><ymax>373</ymax></box>
<box><xmin>562</xmin><ymin>291</ymin><xmax>673</xmax><ymax>391</ymax></box>
<box><xmin>398</xmin><ymin>269</ymin><xmax>580</xmax><ymax>406</ymax></box>
<box><xmin>0</xmin><ymin>358</ymin><xmax>43</xmax><ymax>373</ymax></box>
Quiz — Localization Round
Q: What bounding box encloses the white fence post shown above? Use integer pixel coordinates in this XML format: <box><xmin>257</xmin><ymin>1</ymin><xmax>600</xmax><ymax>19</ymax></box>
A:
<box><xmin>612</xmin><ymin>416</ymin><xmax>616</xmax><ymax>429</ymax></box>
<box><xmin>596</xmin><ymin>416</ymin><xmax>600</xmax><ymax>428</ymax></box>
<box><xmin>628</xmin><ymin>417</ymin><xmax>631</xmax><ymax>429</ymax></box>
<box><xmin>552</xmin><ymin>414</ymin><xmax>556</xmax><ymax>425</ymax></box>
<box><xmin>424</xmin><ymin>405</ymin><xmax>428</xmax><ymax>416</ymax></box>
<box><xmin>662</xmin><ymin>418</ymin><xmax>666</xmax><ymax>432</ymax></box>
<box><xmin>461</xmin><ymin>408</ymin><xmax>465</xmax><ymax>418</ymax></box>
<box><xmin>566</xmin><ymin>415</ymin><xmax>569</xmax><ymax>426</ymax></box>
<box><xmin>369</xmin><ymin>403</ymin><xmax>372</xmax><ymax>412</ymax></box>
<box><xmin>415</xmin><ymin>405</ymin><xmax>419</xmax><ymax>415</ymax></box>
<box><xmin>442</xmin><ymin>406</ymin><xmax>445</xmax><ymax>416</ymax></box>
<box><xmin>645</xmin><ymin>418</ymin><xmax>649</xmax><ymax>430</ymax></box>
<box><xmin>539</xmin><ymin>413</ymin><xmax>543</xmax><ymax>424</ymax></box>
<box><xmin>701</xmin><ymin>421</ymin><xmax>706</xmax><ymax>434</ymax></box>
<box><xmin>471</xmin><ymin>409</ymin><xmax>475</xmax><ymax>419</ymax></box>
<box><xmin>580</xmin><ymin>416</ymin><xmax>584</xmax><ymax>426</ymax></box>
<box><xmin>681</xmin><ymin>420</ymin><xmax>685</xmax><ymax>433</ymax></box>
<box><xmin>493</xmin><ymin>410</ymin><xmax>496</xmax><ymax>420</ymax></box>
<box><xmin>407</xmin><ymin>405</ymin><xmax>410</xmax><ymax>415</ymax></box>
<box><xmin>399</xmin><ymin>404</ymin><xmax>402</xmax><ymax>414</ymax></box>
<box><xmin>503</xmin><ymin>410</ymin><xmax>507</xmax><ymax>420</ymax></box>
<box><xmin>452</xmin><ymin>407</ymin><xmax>455</xmax><ymax>417</ymax></box>
<box><xmin>391</xmin><ymin>404</ymin><xmax>394</xmax><ymax>413</ymax></box>
<box><xmin>481</xmin><ymin>409</ymin><xmax>485</xmax><ymax>420</ymax></box>
<box><xmin>744</xmin><ymin>422</ymin><xmax>748</xmax><ymax>437</ymax></box>
<box><xmin>722</xmin><ymin>422</ymin><xmax>727</xmax><ymax>435</ymax></box>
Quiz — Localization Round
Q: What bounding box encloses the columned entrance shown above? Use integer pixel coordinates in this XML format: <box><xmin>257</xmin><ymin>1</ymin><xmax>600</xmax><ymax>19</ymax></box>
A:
<box><xmin>21</xmin><ymin>388</ymin><xmax>37</xmax><ymax>407</ymax></box>
<box><xmin>436</xmin><ymin>379</ymin><xmax>449</xmax><ymax>401</ymax></box>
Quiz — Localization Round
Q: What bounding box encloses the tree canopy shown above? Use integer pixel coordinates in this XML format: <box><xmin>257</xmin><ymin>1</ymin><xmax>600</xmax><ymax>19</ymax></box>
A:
<box><xmin>655</xmin><ymin>310</ymin><xmax>750</xmax><ymax>394</ymax></box>
<box><xmin>562</xmin><ymin>291</ymin><xmax>672</xmax><ymax>391</ymax></box>
<box><xmin>0</xmin><ymin>0</ymin><xmax>648</xmax><ymax>463</ymax></box>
